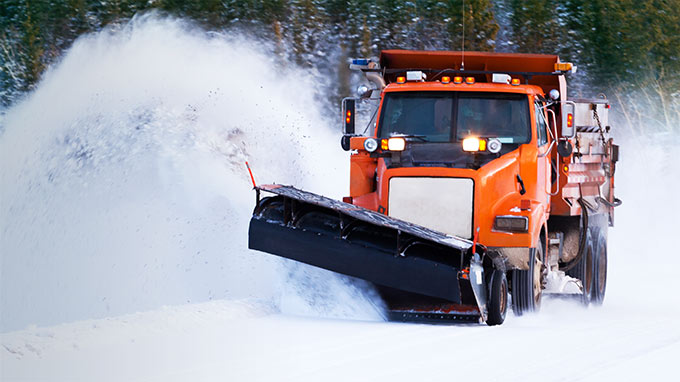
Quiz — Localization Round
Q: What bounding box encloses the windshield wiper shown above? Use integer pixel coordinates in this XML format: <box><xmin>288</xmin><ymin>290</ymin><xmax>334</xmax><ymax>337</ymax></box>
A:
<box><xmin>390</xmin><ymin>134</ymin><xmax>429</xmax><ymax>142</ymax></box>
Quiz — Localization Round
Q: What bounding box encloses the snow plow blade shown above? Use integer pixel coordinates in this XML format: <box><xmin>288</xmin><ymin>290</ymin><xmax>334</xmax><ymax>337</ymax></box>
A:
<box><xmin>248</xmin><ymin>185</ymin><xmax>480</xmax><ymax>304</ymax></box>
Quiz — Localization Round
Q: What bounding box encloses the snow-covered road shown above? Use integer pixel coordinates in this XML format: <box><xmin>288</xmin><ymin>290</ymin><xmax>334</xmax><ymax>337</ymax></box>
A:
<box><xmin>3</xmin><ymin>296</ymin><xmax>679</xmax><ymax>381</ymax></box>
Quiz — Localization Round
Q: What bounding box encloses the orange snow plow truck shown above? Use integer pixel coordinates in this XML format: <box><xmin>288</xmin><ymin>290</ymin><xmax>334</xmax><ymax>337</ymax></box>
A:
<box><xmin>248</xmin><ymin>50</ymin><xmax>621</xmax><ymax>325</ymax></box>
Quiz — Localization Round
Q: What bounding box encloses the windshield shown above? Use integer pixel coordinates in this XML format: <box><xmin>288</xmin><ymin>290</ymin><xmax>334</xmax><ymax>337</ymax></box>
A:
<box><xmin>378</xmin><ymin>91</ymin><xmax>530</xmax><ymax>144</ymax></box>
<box><xmin>379</xmin><ymin>92</ymin><xmax>453</xmax><ymax>142</ymax></box>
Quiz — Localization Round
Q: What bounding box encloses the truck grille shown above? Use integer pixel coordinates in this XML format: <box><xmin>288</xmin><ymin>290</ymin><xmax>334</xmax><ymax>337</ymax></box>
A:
<box><xmin>388</xmin><ymin>177</ymin><xmax>474</xmax><ymax>239</ymax></box>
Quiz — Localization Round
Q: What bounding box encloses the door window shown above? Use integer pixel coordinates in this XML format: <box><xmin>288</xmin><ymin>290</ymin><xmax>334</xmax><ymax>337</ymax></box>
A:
<box><xmin>535</xmin><ymin>102</ymin><xmax>549</xmax><ymax>146</ymax></box>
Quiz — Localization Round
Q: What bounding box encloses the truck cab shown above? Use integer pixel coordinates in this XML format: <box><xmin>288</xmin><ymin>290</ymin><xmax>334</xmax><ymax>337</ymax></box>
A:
<box><xmin>345</xmin><ymin>52</ymin><xmax>562</xmax><ymax>270</ymax></box>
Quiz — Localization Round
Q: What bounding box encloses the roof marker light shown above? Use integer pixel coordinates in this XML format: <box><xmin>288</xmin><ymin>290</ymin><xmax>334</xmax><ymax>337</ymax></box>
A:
<box><xmin>511</xmin><ymin>78</ymin><xmax>521</xmax><ymax>86</ymax></box>
<box><xmin>453</xmin><ymin>76</ymin><xmax>463</xmax><ymax>84</ymax></box>
<box><xmin>396</xmin><ymin>76</ymin><xmax>406</xmax><ymax>84</ymax></box>
<box><xmin>441</xmin><ymin>76</ymin><xmax>451</xmax><ymax>84</ymax></box>
<box><xmin>555</xmin><ymin>62</ymin><xmax>573</xmax><ymax>72</ymax></box>
<box><xmin>465</xmin><ymin>76</ymin><xmax>475</xmax><ymax>84</ymax></box>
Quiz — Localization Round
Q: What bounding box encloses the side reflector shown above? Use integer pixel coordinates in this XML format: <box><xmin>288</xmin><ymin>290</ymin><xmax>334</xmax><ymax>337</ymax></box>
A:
<box><xmin>441</xmin><ymin>76</ymin><xmax>451</xmax><ymax>84</ymax></box>
<box><xmin>453</xmin><ymin>76</ymin><xmax>463</xmax><ymax>84</ymax></box>
<box><xmin>567</xmin><ymin>113</ymin><xmax>574</xmax><ymax>128</ymax></box>
<box><xmin>511</xmin><ymin>78</ymin><xmax>521</xmax><ymax>86</ymax></box>
<box><xmin>465</xmin><ymin>76</ymin><xmax>475</xmax><ymax>84</ymax></box>
<box><xmin>387</xmin><ymin>137</ymin><xmax>406</xmax><ymax>151</ymax></box>
<box><xmin>396</xmin><ymin>76</ymin><xmax>406</xmax><ymax>84</ymax></box>
<box><xmin>520</xmin><ymin>199</ymin><xmax>531</xmax><ymax>210</ymax></box>
<box><xmin>342</xmin><ymin>196</ymin><xmax>353</xmax><ymax>204</ymax></box>
<box><xmin>462</xmin><ymin>137</ymin><xmax>481</xmax><ymax>152</ymax></box>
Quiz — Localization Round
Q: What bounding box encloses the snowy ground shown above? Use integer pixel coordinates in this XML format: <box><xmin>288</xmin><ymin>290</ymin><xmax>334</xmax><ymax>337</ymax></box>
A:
<box><xmin>2</xmin><ymin>296</ymin><xmax>679</xmax><ymax>381</ymax></box>
<box><xmin>2</xmin><ymin>16</ymin><xmax>680</xmax><ymax>381</ymax></box>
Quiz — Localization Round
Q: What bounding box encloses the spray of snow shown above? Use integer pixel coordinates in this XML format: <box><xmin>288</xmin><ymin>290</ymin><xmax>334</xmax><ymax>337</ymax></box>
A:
<box><xmin>604</xmin><ymin>130</ymin><xmax>680</xmax><ymax>309</ymax></box>
<box><xmin>0</xmin><ymin>14</ymin><xmax>383</xmax><ymax>332</ymax></box>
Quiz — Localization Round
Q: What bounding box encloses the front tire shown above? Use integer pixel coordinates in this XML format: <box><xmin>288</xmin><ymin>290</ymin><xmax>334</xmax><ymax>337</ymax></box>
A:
<box><xmin>486</xmin><ymin>269</ymin><xmax>508</xmax><ymax>326</ymax></box>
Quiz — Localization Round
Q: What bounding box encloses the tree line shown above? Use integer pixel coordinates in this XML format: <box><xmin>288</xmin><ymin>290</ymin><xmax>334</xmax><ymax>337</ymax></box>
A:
<box><xmin>2</xmin><ymin>0</ymin><xmax>679</xmax><ymax>125</ymax></box>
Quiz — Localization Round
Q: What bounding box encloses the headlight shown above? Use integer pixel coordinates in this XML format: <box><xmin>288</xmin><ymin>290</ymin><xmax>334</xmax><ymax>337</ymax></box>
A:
<box><xmin>494</xmin><ymin>216</ymin><xmax>528</xmax><ymax>233</ymax></box>
<box><xmin>364</xmin><ymin>138</ymin><xmax>378</xmax><ymax>152</ymax></box>
<box><xmin>462</xmin><ymin>137</ymin><xmax>481</xmax><ymax>152</ymax></box>
<box><xmin>387</xmin><ymin>137</ymin><xmax>406</xmax><ymax>151</ymax></box>
<box><xmin>487</xmin><ymin>138</ymin><xmax>502</xmax><ymax>154</ymax></box>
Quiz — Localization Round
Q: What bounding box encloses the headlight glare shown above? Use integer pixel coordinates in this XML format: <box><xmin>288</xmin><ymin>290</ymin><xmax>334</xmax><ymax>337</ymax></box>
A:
<box><xmin>462</xmin><ymin>137</ymin><xmax>481</xmax><ymax>152</ymax></box>
<box><xmin>387</xmin><ymin>137</ymin><xmax>406</xmax><ymax>151</ymax></box>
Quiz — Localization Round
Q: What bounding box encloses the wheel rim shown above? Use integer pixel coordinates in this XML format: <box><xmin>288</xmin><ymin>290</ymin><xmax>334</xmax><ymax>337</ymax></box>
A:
<box><xmin>533</xmin><ymin>249</ymin><xmax>543</xmax><ymax>307</ymax></box>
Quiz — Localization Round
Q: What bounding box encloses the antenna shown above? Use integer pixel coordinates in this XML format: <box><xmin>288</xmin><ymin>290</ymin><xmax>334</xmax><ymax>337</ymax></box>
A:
<box><xmin>461</xmin><ymin>0</ymin><xmax>465</xmax><ymax>71</ymax></box>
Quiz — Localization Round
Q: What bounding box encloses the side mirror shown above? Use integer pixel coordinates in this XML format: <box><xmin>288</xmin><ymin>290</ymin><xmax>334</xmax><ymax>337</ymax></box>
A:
<box><xmin>356</xmin><ymin>84</ymin><xmax>372</xmax><ymax>99</ymax></box>
<box><xmin>549</xmin><ymin>89</ymin><xmax>560</xmax><ymax>100</ymax></box>
<box><xmin>342</xmin><ymin>98</ymin><xmax>355</xmax><ymax>135</ymax></box>
<box><xmin>561</xmin><ymin>102</ymin><xmax>575</xmax><ymax>138</ymax></box>
<box><xmin>340</xmin><ymin>135</ymin><xmax>351</xmax><ymax>151</ymax></box>
<box><xmin>557</xmin><ymin>140</ymin><xmax>573</xmax><ymax>157</ymax></box>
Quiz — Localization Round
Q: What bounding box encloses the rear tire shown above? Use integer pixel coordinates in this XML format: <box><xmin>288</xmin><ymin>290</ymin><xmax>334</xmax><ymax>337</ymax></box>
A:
<box><xmin>566</xmin><ymin>229</ymin><xmax>595</xmax><ymax>306</ymax></box>
<box><xmin>511</xmin><ymin>247</ymin><xmax>542</xmax><ymax>316</ymax></box>
<box><xmin>592</xmin><ymin>230</ymin><xmax>608</xmax><ymax>305</ymax></box>
<box><xmin>486</xmin><ymin>269</ymin><xmax>508</xmax><ymax>326</ymax></box>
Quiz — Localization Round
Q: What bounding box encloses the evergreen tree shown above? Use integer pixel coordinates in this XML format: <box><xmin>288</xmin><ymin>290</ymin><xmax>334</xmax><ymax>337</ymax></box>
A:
<box><xmin>285</xmin><ymin>0</ymin><xmax>328</xmax><ymax>66</ymax></box>
<box><xmin>0</xmin><ymin>0</ymin><xmax>678</xmax><ymax>110</ymax></box>
<box><xmin>510</xmin><ymin>0</ymin><xmax>562</xmax><ymax>54</ymax></box>
<box><xmin>443</xmin><ymin>0</ymin><xmax>498</xmax><ymax>52</ymax></box>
